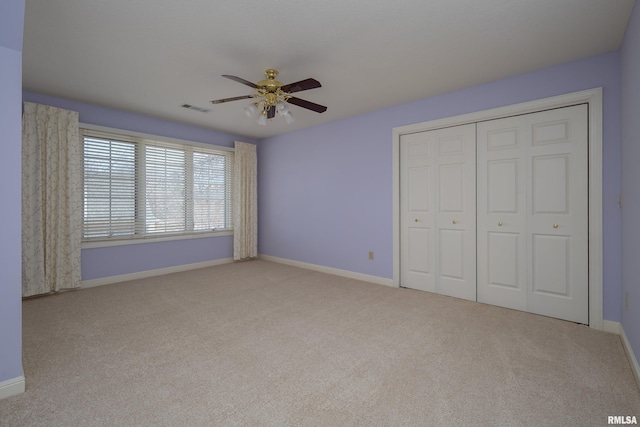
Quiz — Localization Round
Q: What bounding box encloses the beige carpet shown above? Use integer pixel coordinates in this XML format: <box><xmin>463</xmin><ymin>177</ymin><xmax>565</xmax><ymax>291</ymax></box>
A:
<box><xmin>1</xmin><ymin>260</ymin><xmax>638</xmax><ymax>426</ymax></box>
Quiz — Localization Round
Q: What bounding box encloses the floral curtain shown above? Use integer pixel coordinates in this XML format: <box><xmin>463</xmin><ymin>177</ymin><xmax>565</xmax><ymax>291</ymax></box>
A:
<box><xmin>22</xmin><ymin>102</ymin><xmax>82</xmax><ymax>297</ymax></box>
<box><xmin>233</xmin><ymin>141</ymin><xmax>258</xmax><ymax>260</ymax></box>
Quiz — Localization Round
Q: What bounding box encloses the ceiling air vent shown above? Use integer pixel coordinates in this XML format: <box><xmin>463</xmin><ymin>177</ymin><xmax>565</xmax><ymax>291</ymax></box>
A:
<box><xmin>181</xmin><ymin>104</ymin><xmax>210</xmax><ymax>113</ymax></box>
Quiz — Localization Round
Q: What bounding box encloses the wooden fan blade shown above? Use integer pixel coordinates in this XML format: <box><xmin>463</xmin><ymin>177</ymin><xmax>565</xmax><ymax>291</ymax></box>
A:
<box><xmin>287</xmin><ymin>97</ymin><xmax>327</xmax><ymax>113</ymax></box>
<box><xmin>281</xmin><ymin>78</ymin><xmax>321</xmax><ymax>94</ymax></box>
<box><xmin>210</xmin><ymin>95</ymin><xmax>254</xmax><ymax>104</ymax></box>
<box><xmin>221</xmin><ymin>75</ymin><xmax>259</xmax><ymax>89</ymax></box>
<box><xmin>267</xmin><ymin>105</ymin><xmax>276</xmax><ymax>119</ymax></box>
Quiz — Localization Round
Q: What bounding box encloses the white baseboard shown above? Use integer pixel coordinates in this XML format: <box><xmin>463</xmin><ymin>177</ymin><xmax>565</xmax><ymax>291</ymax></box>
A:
<box><xmin>602</xmin><ymin>320</ymin><xmax>640</xmax><ymax>389</ymax></box>
<box><xmin>81</xmin><ymin>258</ymin><xmax>234</xmax><ymax>288</ymax></box>
<box><xmin>620</xmin><ymin>325</ymin><xmax>640</xmax><ymax>390</ymax></box>
<box><xmin>258</xmin><ymin>254</ymin><xmax>395</xmax><ymax>287</ymax></box>
<box><xmin>0</xmin><ymin>375</ymin><xmax>25</xmax><ymax>401</ymax></box>
<box><xmin>603</xmin><ymin>320</ymin><xmax>621</xmax><ymax>334</ymax></box>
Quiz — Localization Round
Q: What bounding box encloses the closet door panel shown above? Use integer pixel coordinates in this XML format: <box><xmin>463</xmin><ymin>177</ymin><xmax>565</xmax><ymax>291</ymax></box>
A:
<box><xmin>400</xmin><ymin>133</ymin><xmax>436</xmax><ymax>292</ymax></box>
<box><xmin>487</xmin><ymin>232</ymin><xmax>520</xmax><ymax>289</ymax></box>
<box><xmin>487</xmin><ymin>159</ymin><xmax>519</xmax><ymax>213</ymax></box>
<box><xmin>478</xmin><ymin>104</ymin><xmax>588</xmax><ymax>324</ymax></box>
<box><xmin>408</xmin><ymin>227</ymin><xmax>431</xmax><ymax>275</ymax></box>
<box><xmin>439</xmin><ymin>229</ymin><xmax>465</xmax><ymax>279</ymax></box>
<box><xmin>434</xmin><ymin>124</ymin><xmax>476</xmax><ymax>301</ymax></box>
<box><xmin>527</xmin><ymin>105</ymin><xmax>588</xmax><ymax>324</ymax></box>
<box><xmin>532</xmin><ymin>234</ymin><xmax>570</xmax><ymax>296</ymax></box>
<box><xmin>400</xmin><ymin>124</ymin><xmax>475</xmax><ymax>301</ymax></box>
<box><xmin>477</xmin><ymin>118</ymin><xmax>527</xmax><ymax>310</ymax></box>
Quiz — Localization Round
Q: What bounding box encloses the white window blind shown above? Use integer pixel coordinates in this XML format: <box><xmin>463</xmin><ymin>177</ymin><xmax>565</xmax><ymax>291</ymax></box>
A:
<box><xmin>82</xmin><ymin>129</ymin><xmax>233</xmax><ymax>241</ymax></box>
<box><xmin>144</xmin><ymin>144</ymin><xmax>187</xmax><ymax>234</ymax></box>
<box><xmin>83</xmin><ymin>135</ymin><xmax>137</xmax><ymax>238</ymax></box>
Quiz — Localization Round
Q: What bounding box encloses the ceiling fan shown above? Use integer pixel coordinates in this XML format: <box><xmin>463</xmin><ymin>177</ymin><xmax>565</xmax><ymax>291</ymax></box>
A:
<box><xmin>210</xmin><ymin>69</ymin><xmax>327</xmax><ymax>125</ymax></box>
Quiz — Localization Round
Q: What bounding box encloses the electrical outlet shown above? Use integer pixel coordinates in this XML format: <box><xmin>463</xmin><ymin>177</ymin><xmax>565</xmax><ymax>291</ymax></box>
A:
<box><xmin>368</xmin><ymin>251</ymin><xmax>374</xmax><ymax>260</ymax></box>
<box><xmin>626</xmin><ymin>292</ymin><xmax>629</xmax><ymax>311</ymax></box>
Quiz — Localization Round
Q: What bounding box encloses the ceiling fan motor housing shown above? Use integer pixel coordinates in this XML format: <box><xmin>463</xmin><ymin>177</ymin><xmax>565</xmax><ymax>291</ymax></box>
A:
<box><xmin>257</xmin><ymin>69</ymin><xmax>284</xmax><ymax>92</ymax></box>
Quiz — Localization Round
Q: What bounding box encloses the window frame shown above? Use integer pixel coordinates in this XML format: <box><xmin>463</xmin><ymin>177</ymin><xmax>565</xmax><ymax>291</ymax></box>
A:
<box><xmin>80</xmin><ymin>124</ymin><xmax>234</xmax><ymax>249</ymax></box>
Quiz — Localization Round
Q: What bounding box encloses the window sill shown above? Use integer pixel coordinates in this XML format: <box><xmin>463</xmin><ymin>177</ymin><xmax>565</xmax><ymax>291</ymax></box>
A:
<box><xmin>81</xmin><ymin>230</ymin><xmax>233</xmax><ymax>249</ymax></box>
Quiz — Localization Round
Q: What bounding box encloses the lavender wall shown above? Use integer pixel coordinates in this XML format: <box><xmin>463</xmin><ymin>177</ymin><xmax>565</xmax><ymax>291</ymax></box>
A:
<box><xmin>621</xmin><ymin>2</ymin><xmax>640</xmax><ymax>364</ymax></box>
<box><xmin>0</xmin><ymin>0</ymin><xmax>24</xmax><ymax>385</ymax></box>
<box><xmin>22</xmin><ymin>91</ymin><xmax>256</xmax><ymax>281</ymax></box>
<box><xmin>258</xmin><ymin>51</ymin><xmax>623</xmax><ymax>322</ymax></box>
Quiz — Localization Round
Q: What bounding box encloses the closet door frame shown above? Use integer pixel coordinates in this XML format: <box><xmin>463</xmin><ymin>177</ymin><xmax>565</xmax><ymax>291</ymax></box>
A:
<box><xmin>392</xmin><ymin>87</ymin><xmax>603</xmax><ymax>330</ymax></box>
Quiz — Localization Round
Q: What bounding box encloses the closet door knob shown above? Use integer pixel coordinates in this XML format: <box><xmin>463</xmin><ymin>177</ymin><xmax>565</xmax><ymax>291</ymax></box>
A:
<box><xmin>498</xmin><ymin>221</ymin><xmax>503</xmax><ymax>227</ymax></box>
<box><xmin>553</xmin><ymin>223</ymin><xmax>559</xmax><ymax>229</ymax></box>
<box><xmin>414</xmin><ymin>219</ymin><xmax>419</xmax><ymax>223</ymax></box>
<box><xmin>452</xmin><ymin>220</ymin><xmax>457</xmax><ymax>224</ymax></box>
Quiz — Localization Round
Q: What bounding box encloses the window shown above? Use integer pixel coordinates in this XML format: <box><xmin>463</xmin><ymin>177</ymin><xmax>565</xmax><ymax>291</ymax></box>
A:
<box><xmin>82</xmin><ymin>128</ymin><xmax>233</xmax><ymax>241</ymax></box>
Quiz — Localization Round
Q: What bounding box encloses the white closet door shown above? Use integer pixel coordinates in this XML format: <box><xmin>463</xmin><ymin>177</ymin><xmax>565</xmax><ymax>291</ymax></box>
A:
<box><xmin>400</xmin><ymin>131</ymin><xmax>436</xmax><ymax>292</ymax></box>
<box><xmin>527</xmin><ymin>105</ymin><xmax>588</xmax><ymax>323</ymax></box>
<box><xmin>477</xmin><ymin>116</ymin><xmax>527</xmax><ymax>311</ymax></box>
<box><xmin>436</xmin><ymin>125</ymin><xmax>476</xmax><ymax>301</ymax></box>
<box><xmin>477</xmin><ymin>104</ymin><xmax>589</xmax><ymax>324</ymax></box>
<box><xmin>401</xmin><ymin>124</ymin><xmax>476</xmax><ymax>301</ymax></box>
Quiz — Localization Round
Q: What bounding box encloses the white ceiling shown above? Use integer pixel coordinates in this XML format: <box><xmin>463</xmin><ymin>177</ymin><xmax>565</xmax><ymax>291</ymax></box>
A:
<box><xmin>23</xmin><ymin>0</ymin><xmax>635</xmax><ymax>139</ymax></box>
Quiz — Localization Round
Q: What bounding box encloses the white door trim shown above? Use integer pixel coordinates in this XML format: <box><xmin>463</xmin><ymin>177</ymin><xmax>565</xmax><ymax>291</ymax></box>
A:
<box><xmin>392</xmin><ymin>87</ymin><xmax>603</xmax><ymax>330</ymax></box>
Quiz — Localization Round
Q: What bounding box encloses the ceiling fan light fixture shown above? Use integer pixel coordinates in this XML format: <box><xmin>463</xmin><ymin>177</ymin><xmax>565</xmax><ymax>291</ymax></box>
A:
<box><xmin>244</xmin><ymin>104</ymin><xmax>258</xmax><ymax>118</ymax></box>
<box><xmin>276</xmin><ymin>101</ymin><xmax>289</xmax><ymax>114</ymax></box>
<box><xmin>257</xmin><ymin>112</ymin><xmax>268</xmax><ymax>126</ymax></box>
<box><xmin>283</xmin><ymin>110</ymin><xmax>294</xmax><ymax>124</ymax></box>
